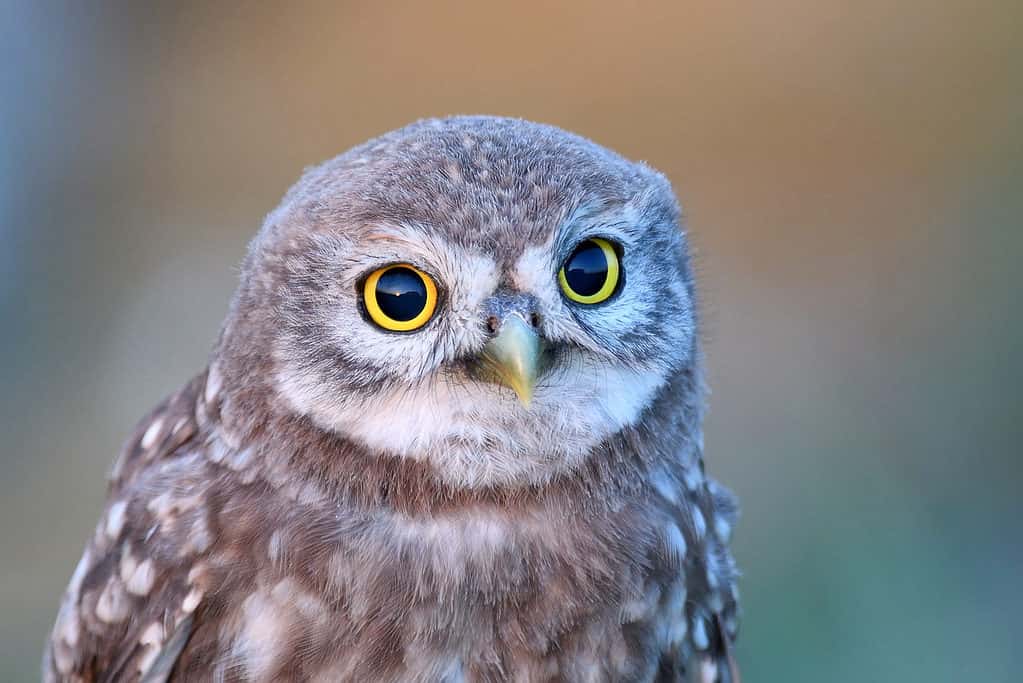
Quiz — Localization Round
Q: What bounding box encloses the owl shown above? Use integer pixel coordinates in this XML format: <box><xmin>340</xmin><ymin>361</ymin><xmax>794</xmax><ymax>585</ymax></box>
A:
<box><xmin>45</xmin><ymin>116</ymin><xmax>740</xmax><ymax>682</ymax></box>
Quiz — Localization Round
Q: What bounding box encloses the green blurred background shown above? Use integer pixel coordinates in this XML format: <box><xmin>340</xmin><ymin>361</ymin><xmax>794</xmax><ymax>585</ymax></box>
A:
<box><xmin>2</xmin><ymin>2</ymin><xmax>1020</xmax><ymax>680</ymax></box>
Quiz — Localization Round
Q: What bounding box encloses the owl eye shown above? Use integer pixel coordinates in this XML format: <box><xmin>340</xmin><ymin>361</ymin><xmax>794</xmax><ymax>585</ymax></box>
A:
<box><xmin>362</xmin><ymin>264</ymin><xmax>438</xmax><ymax>331</ymax></box>
<box><xmin>558</xmin><ymin>238</ymin><xmax>621</xmax><ymax>304</ymax></box>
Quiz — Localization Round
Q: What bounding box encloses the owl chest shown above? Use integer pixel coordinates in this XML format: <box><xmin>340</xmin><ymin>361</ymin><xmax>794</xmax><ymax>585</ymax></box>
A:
<box><xmin>202</xmin><ymin>505</ymin><xmax>676</xmax><ymax>681</ymax></box>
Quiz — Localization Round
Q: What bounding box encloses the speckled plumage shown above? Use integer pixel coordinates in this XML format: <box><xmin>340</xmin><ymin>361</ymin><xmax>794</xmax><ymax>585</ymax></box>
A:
<box><xmin>45</xmin><ymin>116</ymin><xmax>740</xmax><ymax>682</ymax></box>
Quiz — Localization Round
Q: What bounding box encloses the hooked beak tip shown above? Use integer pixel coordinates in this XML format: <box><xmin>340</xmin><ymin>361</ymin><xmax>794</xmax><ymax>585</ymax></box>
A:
<box><xmin>476</xmin><ymin>316</ymin><xmax>541</xmax><ymax>407</ymax></box>
<box><xmin>511</xmin><ymin>384</ymin><xmax>533</xmax><ymax>407</ymax></box>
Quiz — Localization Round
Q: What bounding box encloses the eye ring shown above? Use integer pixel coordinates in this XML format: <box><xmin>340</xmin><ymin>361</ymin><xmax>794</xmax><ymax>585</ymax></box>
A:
<box><xmin>558</xmin><ymin>237</ymin><xmax>621</xmax><ymax>304</ymax></box>
<box><xmin>363</xmin><ymin>264</ymin><xmax>438</xmax><ymax>331</ymax></box>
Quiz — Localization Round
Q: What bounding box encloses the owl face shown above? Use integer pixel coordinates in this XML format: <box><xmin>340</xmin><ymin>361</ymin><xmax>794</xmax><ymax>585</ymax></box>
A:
<box><xmin>226</xmin><ymin>117</ymin><xmax>697</xmax><ymax>488</ymax></box>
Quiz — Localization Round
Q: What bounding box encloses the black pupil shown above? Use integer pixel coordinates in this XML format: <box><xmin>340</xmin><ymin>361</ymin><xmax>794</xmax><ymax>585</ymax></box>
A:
<box><xmin>564</xmin><ymin>241</ymin><xmax>609</xmax><ymax>296</ymax></box>
<box><xmin>375</xmin><ymin>267</ymin><xmax>428</xmax><ymax>321</ymax></box>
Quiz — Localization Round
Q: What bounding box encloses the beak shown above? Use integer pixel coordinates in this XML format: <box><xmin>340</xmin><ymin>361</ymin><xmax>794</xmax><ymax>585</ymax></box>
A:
<box><xmin>476</xmin><ymin>315</ymin><xmax>541</xmax><ymax>406</ymax></box>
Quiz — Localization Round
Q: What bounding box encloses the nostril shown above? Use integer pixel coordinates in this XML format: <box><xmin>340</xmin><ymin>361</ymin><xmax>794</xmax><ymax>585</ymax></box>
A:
<box><xmin>486</xmin><ymin>315</ymin><xmax>500</xmax><ymax>333</ymax></box>
<box><xmin>529</xmin><ymin>312</ymin><xmax>541</xmax><ymax>328</ymax></box>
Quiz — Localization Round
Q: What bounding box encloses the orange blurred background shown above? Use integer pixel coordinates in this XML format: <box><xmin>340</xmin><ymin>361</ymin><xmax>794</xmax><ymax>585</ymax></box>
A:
<box><xmin>2</xmin><ymin>2</ymin><xmax>1020</xmax><ymax>680</ymax></box>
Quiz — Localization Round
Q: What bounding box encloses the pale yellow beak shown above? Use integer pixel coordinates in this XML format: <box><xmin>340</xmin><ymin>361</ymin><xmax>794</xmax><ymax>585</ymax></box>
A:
<box><xmin>477</xmin><ymin>315</ymin><xmax>541</xmax><ymax>406</ymax></box>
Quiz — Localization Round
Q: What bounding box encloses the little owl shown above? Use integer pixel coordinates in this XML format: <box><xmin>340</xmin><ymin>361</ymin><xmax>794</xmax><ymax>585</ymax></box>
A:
<box><xmin>45</xmin><ymin>116</ymin><xmax>740</xmax><ymax>682</ymax></box>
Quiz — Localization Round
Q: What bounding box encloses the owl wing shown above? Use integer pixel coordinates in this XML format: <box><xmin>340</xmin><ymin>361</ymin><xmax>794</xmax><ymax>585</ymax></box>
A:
<box><xmin>700</xmin><ymin>478</ymin><xmax>742</xmax><ymax>683</ymax></box>
<box><xmin>655</xmin><ymin>614</ymin><xmax>738</xmax><ymax>682</ymax></box>
<box><xmin>45</xmin><ymin>373</ymin><xmax>212</xmax><ymax>682</ymax></box>
<box><xmin>655</xmin><ymin>475</ymin><xmax>742</xmax><ymax>683</ymax></box>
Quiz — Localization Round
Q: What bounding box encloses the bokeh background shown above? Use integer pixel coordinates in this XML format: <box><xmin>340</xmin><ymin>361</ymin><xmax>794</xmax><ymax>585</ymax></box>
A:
<box><xmin>2</xmin><ymin>2</ymin><xmax>1020</xmax><ymax>680</ymax></box>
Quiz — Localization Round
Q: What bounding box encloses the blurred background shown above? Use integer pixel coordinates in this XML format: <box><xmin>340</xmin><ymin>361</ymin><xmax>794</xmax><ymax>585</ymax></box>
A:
<box><xmin>2</xmin><ymin>2</ymin><xmax>1020</xmax><ymax>680</ymax></box>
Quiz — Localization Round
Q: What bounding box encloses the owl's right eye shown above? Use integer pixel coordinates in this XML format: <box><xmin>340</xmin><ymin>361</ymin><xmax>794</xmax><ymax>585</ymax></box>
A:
<box><xmin>362</xmin><ymin>264</ymin><xmax>438</xmax><ymax>332</ymax></box>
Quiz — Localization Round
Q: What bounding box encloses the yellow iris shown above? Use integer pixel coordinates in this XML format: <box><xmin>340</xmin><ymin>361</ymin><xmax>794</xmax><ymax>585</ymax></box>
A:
<box><xmin>363</xmin><ymin>264</ymin><xmax>438</xmax><ymax>331</ymax></box>
<box><xmin>558</xmin><ymin>237</ymin><xmax>620</xmax><ymax>304</ymax></box>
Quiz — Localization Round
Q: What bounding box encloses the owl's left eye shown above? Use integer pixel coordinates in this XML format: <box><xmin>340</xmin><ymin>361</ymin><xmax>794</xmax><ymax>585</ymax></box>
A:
<box><xmin>362</xmin><ymin>264</ymin><xmax>438</xmax><ymax>332</ymax></box>
<box><xmin>558</xmin><ymin>238</ymin><xmax>621</xmax><ymax>305</ymax></box>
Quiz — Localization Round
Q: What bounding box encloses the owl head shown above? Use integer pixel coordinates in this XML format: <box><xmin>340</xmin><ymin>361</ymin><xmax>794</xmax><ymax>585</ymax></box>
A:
<box><xmin>215</xmin><ymin>116</ymin><xmax>699</xmax><ymax>489</ymax></box>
